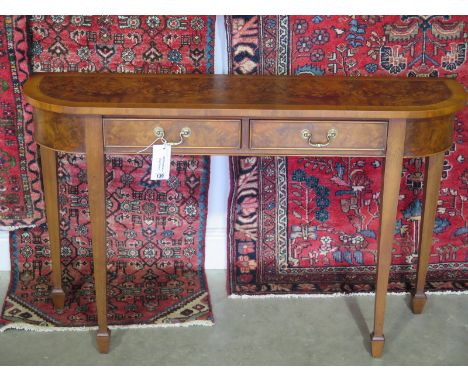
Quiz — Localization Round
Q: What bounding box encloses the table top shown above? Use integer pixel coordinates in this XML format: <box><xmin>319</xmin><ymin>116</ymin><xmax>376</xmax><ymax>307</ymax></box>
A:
<box><xmin>24</xmin><ymin>73</ymin><xmax>467</xmax><ymax>119</ymax></box>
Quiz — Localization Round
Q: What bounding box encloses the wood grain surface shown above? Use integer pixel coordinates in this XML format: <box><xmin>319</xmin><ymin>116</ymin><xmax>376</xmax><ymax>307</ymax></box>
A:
<box><xmin>24</xmin><ymin>73</ymin><xmax>467</xmax><ymax>118</ymax></box>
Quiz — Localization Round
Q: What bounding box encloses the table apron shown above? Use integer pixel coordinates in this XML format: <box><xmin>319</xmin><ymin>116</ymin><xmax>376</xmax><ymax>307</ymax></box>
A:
<box><xmin>32</xmin><ymin>110</ymin><xmax>454</xmax><ymax>158</ymax></box>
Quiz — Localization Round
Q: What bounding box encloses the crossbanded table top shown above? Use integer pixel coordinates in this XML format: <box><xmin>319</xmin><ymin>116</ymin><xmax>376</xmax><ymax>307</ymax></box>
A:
<box><xmin>24</xmin><ymin>73</ymin><xmax>467</xmax><ymax>118</ymax></box>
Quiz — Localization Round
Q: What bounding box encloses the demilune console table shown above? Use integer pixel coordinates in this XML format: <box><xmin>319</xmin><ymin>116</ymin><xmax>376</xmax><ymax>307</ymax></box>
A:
<box><xmin>23</xmin><ymin>73</ymin><xmax>467</xmax><ymax>357</ymax></box>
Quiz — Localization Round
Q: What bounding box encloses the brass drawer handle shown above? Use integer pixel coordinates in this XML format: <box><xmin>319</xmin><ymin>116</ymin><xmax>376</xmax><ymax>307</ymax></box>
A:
<box><xmin>154</xmin><ymin>126</ymin><xmax>191</xmax><ymax>146</ymax></box>
<box><xmin>301</xmin><ymin>128</ymin><xmax>337</xmax><ymax>148</ymax></box>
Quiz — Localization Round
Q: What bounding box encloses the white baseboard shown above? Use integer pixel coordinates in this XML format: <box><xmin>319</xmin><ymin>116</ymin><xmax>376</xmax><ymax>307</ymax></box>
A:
<box><xmin>205</xmin><ymin>227</ymin><xmax>227</xmax><ymax>269</ymax></box>
<box><xmin>0</xmin><ymin>231</ymin><xmax>9</xmax><ymax>271</ymax></box>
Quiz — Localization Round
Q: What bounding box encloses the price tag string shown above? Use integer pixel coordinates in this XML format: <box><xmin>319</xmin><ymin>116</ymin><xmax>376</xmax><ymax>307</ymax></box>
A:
<box><xmin>136</xmin><ymin>136</ymin><xmax>168</xmax><ymax>154</ymax></box>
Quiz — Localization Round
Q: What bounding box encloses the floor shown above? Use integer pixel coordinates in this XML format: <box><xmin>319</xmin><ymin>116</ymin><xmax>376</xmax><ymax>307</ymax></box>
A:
<box><xmin>0</xmin><ymin>270</ymin><xmax>467</xmax><ymax>365</ymax></box>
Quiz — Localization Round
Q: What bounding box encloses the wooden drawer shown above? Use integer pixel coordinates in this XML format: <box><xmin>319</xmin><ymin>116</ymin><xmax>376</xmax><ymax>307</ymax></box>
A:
<box><xmin>249</xmin><ymin>120</ymin><xmax>388</xmax><ymax>155</ymax></box>
<box><xmin>103</xmin><ymin>118</ymin><xmax>242</xmax><ymax>153</ymax></box>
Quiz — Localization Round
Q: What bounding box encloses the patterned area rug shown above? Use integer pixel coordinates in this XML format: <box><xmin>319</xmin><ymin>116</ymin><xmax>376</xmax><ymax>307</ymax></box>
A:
<box><xmin>1</xmin><ymin>15</ymin><xmax>215</xmax><ymax>329</ymax></box>
<box><xmin>226</xmin><ymin>15</ymin><xmax>468</xmax><ymax>295</ymax></box>
<box><xmin>2</xmin><ymin>155</ymin><xmax>212</xmax><ymax>328</ymax></box>
<box><xmin>0</xmin><ymin>16</ymin><xmax>44</xmax><ymax>228</ymax></box>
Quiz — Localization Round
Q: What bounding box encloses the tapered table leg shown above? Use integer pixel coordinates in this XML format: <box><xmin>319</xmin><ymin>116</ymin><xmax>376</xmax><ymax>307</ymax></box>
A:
<box><xmin>371</xmin><ymin>119</ymin><xmax>406</xmax><ymax>358</ymax></box>
<box><xmin>411</xmin><ymin>151</ymin><xmax>445</xmax><ymax>314</ymax></box>
<box><xmin>85</xmin><ymin>117</ymin><xmax>111</xmax><ymax>353</ymax></box>
<box><xmin>40</xmin><ymin>146</ymin><xmax>65</xmax><ymax>311</ymax></box>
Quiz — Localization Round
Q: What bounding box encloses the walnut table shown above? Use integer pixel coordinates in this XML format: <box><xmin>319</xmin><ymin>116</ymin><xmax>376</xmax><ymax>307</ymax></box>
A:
<box><xmin>23</xmin><ymin>73</ymin><xmax>467</xmax><ymax>357</ymax></box>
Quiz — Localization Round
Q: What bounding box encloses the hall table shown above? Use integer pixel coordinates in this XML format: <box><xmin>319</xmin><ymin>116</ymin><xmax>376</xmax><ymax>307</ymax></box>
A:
<box><xmin>23</xmin><ymin>73</ymin><xmax>467</xmax><ymax>357</ymax></box>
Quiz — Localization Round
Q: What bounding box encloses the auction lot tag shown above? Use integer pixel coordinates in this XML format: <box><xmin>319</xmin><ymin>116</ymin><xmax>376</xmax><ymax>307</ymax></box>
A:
<box><xmin>151</xmin><ymin>143</ymin><xmax>171</xmax><ymax>180</ymax></box>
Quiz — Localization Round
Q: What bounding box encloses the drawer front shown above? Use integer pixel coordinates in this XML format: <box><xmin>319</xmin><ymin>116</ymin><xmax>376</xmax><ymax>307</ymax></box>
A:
<box><xmin>250</xmin><ymin>120</ymin><xmax>388</xmax><ymax>153</ymax></box>
<box><xmin>103</xmin><ymin>118</ymin><xmax>241</xmax><ymax>152</ymax></box>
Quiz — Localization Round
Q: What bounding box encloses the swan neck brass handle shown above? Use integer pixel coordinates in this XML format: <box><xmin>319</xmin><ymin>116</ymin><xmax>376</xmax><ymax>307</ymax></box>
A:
<box><xmin>301</xmin><ymin>128</ymin><xmax>337</xmax><ymax>148</ymax></box>
<box><xmin>153</xmin><ymin>126</ymin><xmax>191</xmax><ymax>146</ymax></box>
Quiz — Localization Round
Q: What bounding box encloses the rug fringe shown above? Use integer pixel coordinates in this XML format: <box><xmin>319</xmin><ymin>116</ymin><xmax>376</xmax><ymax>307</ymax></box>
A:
<box><xmin>0</xmin><ymin>320</ymin><xmax>214</xmax><ymax>333</ymax></box>
<box><xmin>228</xmin><ymin>290</ymin><xmax>468</xmax><ymax>299</ymax></box>
<box><xmin>425</xmin><ymin>290</ymin><xmax>468</xmax><ymax>295</ymax></box>
<box><xmin>0</xmin><ymin>224</ymin><xmax>35</xmax><ymax>232</ymax></box>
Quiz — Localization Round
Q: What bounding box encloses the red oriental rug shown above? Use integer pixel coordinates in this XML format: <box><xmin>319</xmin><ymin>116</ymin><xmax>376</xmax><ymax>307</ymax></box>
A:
<box><xmin>0</xmin><ymin>16</ymin><xmax>44</xmax><ymax>228</ymax></box>
<box><xmin>0</xmin><ymin>15</ymin><xmax>215</xmax><ymax>330</ymax></box>
<box><xmin>226</xmin><ymin>15</ymin><xmax>468</xmax><ymax>295</ymax></box>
